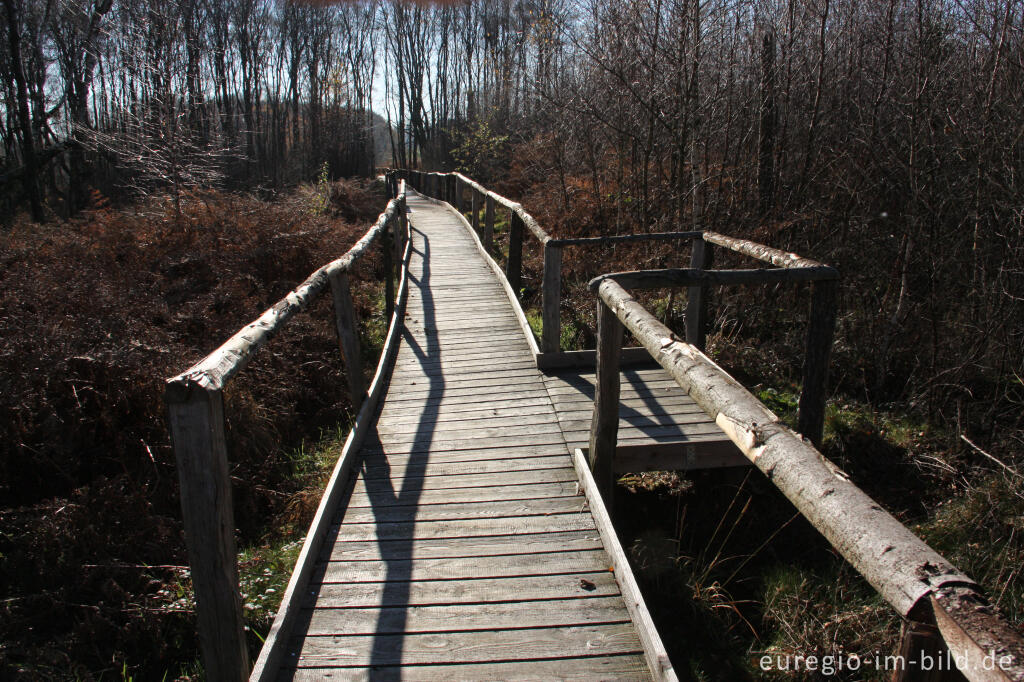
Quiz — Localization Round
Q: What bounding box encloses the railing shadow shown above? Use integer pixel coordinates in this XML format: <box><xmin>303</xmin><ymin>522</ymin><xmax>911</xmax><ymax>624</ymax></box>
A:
<box><xmin>358</xmin><ymin>224</ymin><xmax>442</xmax><ymax>678</ymax></box>
<box><xmin>555</xmin><ymin>367</ymin><xmax>690</xmax><ymax>439</ymax></box>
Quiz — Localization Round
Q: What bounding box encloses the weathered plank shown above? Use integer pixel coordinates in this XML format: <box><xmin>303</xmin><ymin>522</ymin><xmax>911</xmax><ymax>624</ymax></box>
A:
<box><xmin>299</xmin><ymin>597</ymin><xmax>630</xmax><ymax>636</ymax></box>
<box><xmin>317</xmin><ymin>549</ymin><xmax>612</xmax><ymax>583</ymax></box>
<box><xmin>304</xmin><ymin>571</ymin><xmax>621</xmax><ymax>608</ymax></box>
<box><xmin>281</xmin><ymin>655</ymin><xmax>651</xmax><ymax>681</ymax></box>
<box><xmin>339</xmin><ymin>496</ymin><xmax>587</xmax><ymax>524</ymax></box>
<box><xmin>287</xmin><ymin>623</ymin><xmax>643</xmax><ymax>668</ymax></box>
<box><xmin>320</xmin><ymin>529</ymin><xmax>603</xmax><ymax>562</ymax></box>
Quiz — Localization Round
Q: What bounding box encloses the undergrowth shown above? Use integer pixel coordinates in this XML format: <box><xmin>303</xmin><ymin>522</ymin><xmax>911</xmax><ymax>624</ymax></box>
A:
<box><xmin>0</xmin><ymin>178</ymin><xmax>388</xmax><ymax>680</ymax></box>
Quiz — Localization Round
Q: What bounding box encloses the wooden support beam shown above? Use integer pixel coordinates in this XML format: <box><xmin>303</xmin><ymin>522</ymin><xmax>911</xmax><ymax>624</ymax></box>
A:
<box><xmin>798</xmin><ymin>279</ymin><xmax>837</xmax><ymax>446</ymax></box>
<box><xmin>164</xmin><ymin>384</ymin><xmax>249</xmax><ymax>682</ymax></box>
<box><xmin>484</xmin><ymin>194</ymin><xmax>495</xmax><ymax>252</ymax></box>
<box><xmin>454</xmin><ymin>177</ymin><xmax>463</xmax><ymax>212</ymax></box>
<box><xmin>507</xmin><ymin>210</ymin><xmax>524</xmax><ymax>297</ymax></box>
<box><xmin>686</xmin><ymin>238</ymin><xmax>709</xmax><ymax>349</ymax></box>
<box><xmin>541</xmin><ymin>243</ymin><xmax>562</xmax><ymax>353</ymax></box>
<box><xmin>588</xmin><ymin>300</ymin><xmax>624</xmax><ymax>502</ymax></box>
<box><xmin>329</xmin><ymin>271</ymin><xmax>365</xmax><ymax>409</ymax></box>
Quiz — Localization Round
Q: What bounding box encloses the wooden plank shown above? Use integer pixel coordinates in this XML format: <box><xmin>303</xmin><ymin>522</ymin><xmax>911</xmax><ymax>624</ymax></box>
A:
<box><xmin>287</xmin><ymin>623</ymin><xmax>643</xmax><ymax>668</ymax></box>
<box><xmin>348</xmin><ymin>467</ymin><xmax>579</xmax><ymax>495</ymax></box>
<box><xmin>360</xmin><ymin>455</ymin><xmax>571</xmax><ymax>480</ymax></box>
<box><xmin>560</xmin><ymin>414</ymin><xmax>721</xmax><ymax>433</ymax></box>
<box><xmin>378</xmin><ymin>398</ymin><xmax>559</xmax><ymax>424</ymax></box>
<box><xmin>339</xmin><ymin>496</ymin><xmax>587</xmax><ymax>524</ymax></box>
<box><xmin>376</xmin><ymin>421</ymin><xmax>563</xmax><ymax>442</ymax></box>
<box><xmin>281</xmin><ymin>655</ymin><xmax>651</xmax><ymax>681</ymax></box>
<box><xmin>333</xmin><ymin>512</ymin><xmax>594</xmax><ymax>542</ymax></box>
<box><xmin>317</xmin><ymin>549</ymin><xmax>612</xmax><ymax>583</ymax></box>
<box><xmin>300</xmin><ymin>597</ymin><xmax>630</xmax><ymax>636</ymax></box>
<box><xmin>321</xmin><ymin>529</ymin><xmax>603</xmax><ymax>562</ymax></box>
<box><xmin>536</xmin><ymin>347</ymin><xmax>655</xmax><ymax>370</ymax></box>
<box><xmin>613</xmin><ymin>441</ymin><xmax>748</xmax><ymax>473</ymax></box>
<box><xmin>359</xmin><ymin>444</ymin><xmax>572</xmax><ymax>468</ymax></box>
<box><xmin>304</xmin><ymin>571</ymin><xmax>620</xmax><ymax>608</ymax></box>
<box><xmin>379</xmin><ymin>388</ymin><xmax>552</xmax><ymax>409</ymax></box>
<box><xmin>572</xmin><ymin>449</ymin><xmax>677</xmax><ymax>681</ymax></box>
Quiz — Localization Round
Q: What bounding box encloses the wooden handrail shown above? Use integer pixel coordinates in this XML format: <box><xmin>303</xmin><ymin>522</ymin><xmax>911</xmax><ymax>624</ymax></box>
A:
<box><xmin>164</xmin><ymin>175</ymin><xmax>408</xmax><ymax>682</ymax></box>
<box><xmin>400</xmin><ymin>170</ymin><xmax>836</xmax><ymax>399</ymax></box>
<box><xmin>588</xmin><ymin>277</ymin><xmax>1024</xmax><ymax>681</ymax></box>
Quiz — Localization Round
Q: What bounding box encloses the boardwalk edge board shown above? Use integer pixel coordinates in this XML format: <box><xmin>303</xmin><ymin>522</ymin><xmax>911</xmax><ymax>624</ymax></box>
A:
<box><xmin>426</xmin><ymin>188</ymin><xmax>542</xmax><ymax>357</ymax></box>
<box><xmin>249</xmin><ymin>198</ymin><xmax>414</xmax><ymax>682</ymax></box>
<box><xmin>571</xmin><ymin>448</ymin><xmax>678</xmax><ymax>682</ymax></box>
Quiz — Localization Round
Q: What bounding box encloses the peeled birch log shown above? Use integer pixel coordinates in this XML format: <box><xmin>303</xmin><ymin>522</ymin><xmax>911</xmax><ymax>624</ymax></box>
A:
<box><xmin>592</xmin><ymin>277</ymin><xmax>972</xmax><ymax>618</ymax></box>
<box><xmin>167</xmin><ymin>195</ymin><xmax>403</xmax><ymax>392</ymax></box>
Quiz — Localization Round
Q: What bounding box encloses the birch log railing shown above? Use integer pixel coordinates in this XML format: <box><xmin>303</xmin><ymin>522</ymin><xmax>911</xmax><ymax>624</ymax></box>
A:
<box><xmin>586</xmin><ymin>274</ymin><xmax>1024</xmax><ymax>682</ymax></box>
<box><xmin>400</xmin><ymin>169</ymin><xmax>835</xmax><ymax>445</ymax></box>
<box><xmin>164</xmin><ymin>176</ymin><xmax>408</xmax><ymax>682</ymax></box>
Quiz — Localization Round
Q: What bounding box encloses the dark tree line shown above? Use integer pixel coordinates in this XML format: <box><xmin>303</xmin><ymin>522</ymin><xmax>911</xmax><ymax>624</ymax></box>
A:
<box><xmin>1</xmin><ymin>0</ymin><xmax>382</xmax><ymax>220</ymax></box>
<box><xmin>3</xmin><ymin>0</ymin><xmax>1023</xmax><ymax>431</ymax></box>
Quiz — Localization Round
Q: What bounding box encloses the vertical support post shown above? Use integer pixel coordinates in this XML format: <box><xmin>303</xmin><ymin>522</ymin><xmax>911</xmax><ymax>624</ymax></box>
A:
<box><xmin>507</xmin><ymin>210</ymin><xmax>524</xmax><ymax>297</ymax></box>
<box><xmin>329</xmin><ymin>270</ymin><xmax>366</xmax><ymax>409</ymax></box>
<box><xmin>890</xmin><ymin>621</ymin><xmax>962</xmax><ymax>682</ymax></box>
<box><xmin>686</xmin><ymin>236</ymin><xmax>711</xmax><ymax>349</ymax></box>
<box><xmin>484</xmin><ymin>194</ymin><xmax>495</xmax><ymax>252</ymax></box>
<box><xmin>454</xmin><ymin>178</ymin><xmax>463</xmax><ymax>212</ymax></box>
<box><xmin>589</xmin><ymin>299</ymin><xmax>623</xmax><ymax>503</ymax></box>
<box><xmin>165</xmin><ymin>384</ymin><xmax>250</xmax><ymax>682</ymax></box>
<box><xmin>542</xmin><ymin>242</ymin><xmax>562</xmax><ymax>353</ymax></box>
<box><xmin>471</xmin><ymin>189</ymin><xmax>480</xmax><ymax>233</ymax></box>
<box><xmin>382</xmin><ymin>217</ymin><xmax>395</xmax><ymax>323</ymax></box>
<box><xmin>798</xmin><ymin>279</ymin><xmax>837</xmax><ymax>447</ymax></box>
<box><xmin>394</xmin><ymin>199</ymin><xmax>405</xmax><ymax>270</ymax></box>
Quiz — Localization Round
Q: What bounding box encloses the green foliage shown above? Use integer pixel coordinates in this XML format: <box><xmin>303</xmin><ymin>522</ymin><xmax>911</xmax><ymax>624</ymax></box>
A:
<box><xmin>309</xmin><ymin>161</ymin><xmax>332</xmax><ymax>215</ymax></box>
<box><xmin>453</xmin><ymin>118</ymin><xmax>509</xmax><ymax>183</ymax></box>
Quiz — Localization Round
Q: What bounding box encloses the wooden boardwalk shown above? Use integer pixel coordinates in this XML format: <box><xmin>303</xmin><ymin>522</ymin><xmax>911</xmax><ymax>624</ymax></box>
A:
<box><xmin>271</xmin><ymin>193</ymin><xmax>729</xmax><ymax>680</ymax></box>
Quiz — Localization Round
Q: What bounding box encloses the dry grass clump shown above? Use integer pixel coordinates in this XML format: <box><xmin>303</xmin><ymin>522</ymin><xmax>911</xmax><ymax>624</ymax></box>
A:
<box><xmin>0</xmin><ymin>179</ymin><xmax>388</xmax><ymax>679</ymax></box>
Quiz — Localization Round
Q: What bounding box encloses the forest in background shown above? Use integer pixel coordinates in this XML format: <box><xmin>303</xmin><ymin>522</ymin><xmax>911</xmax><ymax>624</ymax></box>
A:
<box><xmin>4</xmin><ymin>0</ymin><xmax>1022</xmax><ymax>435</ymax></box>
<box><xmin>3</xmin><ymin>0</ymin><xmax>1023</xmax><ymax>678</ymax></box>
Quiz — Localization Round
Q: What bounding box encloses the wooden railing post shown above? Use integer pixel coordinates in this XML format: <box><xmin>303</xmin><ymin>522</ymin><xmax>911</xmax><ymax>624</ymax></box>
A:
<box><xmin>454</xmin><ymin>178</ymin><xmax>463</xmax><ymax>212</ymax></box>
<box><xmin>471</xmin><ymin>189</ymin><xmax>480</xmax><ymax>233</ymax></box>
<box><xmin>589</xmin><ymin>300</ymin><xmax>623</xmax><ymax>502</ymax></box>
<box><xmin>484</xmin><ymin>194</ymin><xmax>495</xmax><ymax>252</ymax></box>
<box><xmin>798</xmin><ymin>279</ymin><xmax>837</xmax><ymax>446</ymax></box>
<box><xmin>890</xmin><ymin>620</ymin><xmax>961</xmax><ymax>682</ymax></box>
<box><xmin>329</xmin><ymin>271</ymin><xmax>365</xmax><ymax>409</ymax></box>
<box><xmin>542</xmin><ymin>242</ymin><xmax>562</xmax><ymax>353</ymax></box>
<box><xmin>507</xmin><ymin>210</ymin><xmax>524</xmax><ymax>297</ymax></box>
<box><xmin>686</xmin><ymin>235</ymin><xmax>711</xmax><ymax>349</ymax></box>
<box><xmin>165</xmin><ymin>384</ymin><xmax>250</xmax><ymax>682</ymax></box>
<box><xmin>394</xmin><ymin>196</ymin><xmax>406</xmax><ymax>268</ymax></box>
<box><xmin>382</xmin><ymin>216</ymin><xmax>395</xmax><ymax>322</ymax></box>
